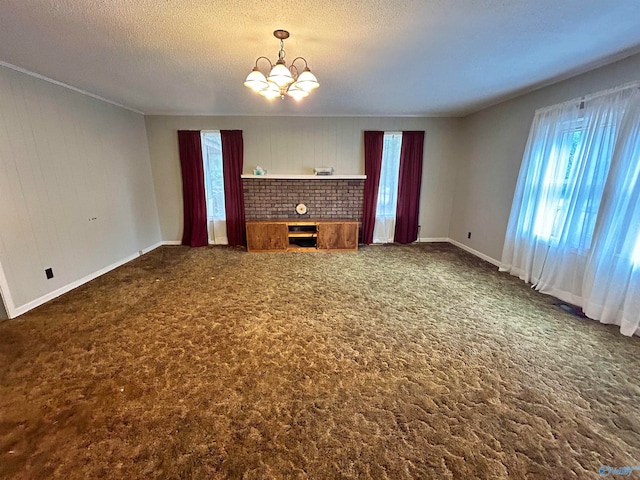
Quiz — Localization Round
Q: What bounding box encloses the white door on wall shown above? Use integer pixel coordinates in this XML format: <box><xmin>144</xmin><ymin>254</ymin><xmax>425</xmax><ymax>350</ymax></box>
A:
<box><xmin>201</xmin><ymin>132</ymin><xmax>228</xmax><ymax>245</ymax></box>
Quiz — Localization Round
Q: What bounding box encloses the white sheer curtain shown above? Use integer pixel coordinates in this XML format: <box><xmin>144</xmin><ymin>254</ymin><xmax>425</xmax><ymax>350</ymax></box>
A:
<box><xmin>501</xmin><ymin>83</ymin><xmax>640</xmax><ymax>336</ymax></box>
<box><xmin>582</xmin><ymin>92</ymin><xmax>640</xmax><ymax>336</ymax></box>
<box><xmin>373</xmin><ymin>133</ymin><xmax>402</xmax><ymax>243</ymax></box>
<box><xmin>201</xmin><ymin>132</ymin><xmax>228</xmax><ymax>245</ymax></box>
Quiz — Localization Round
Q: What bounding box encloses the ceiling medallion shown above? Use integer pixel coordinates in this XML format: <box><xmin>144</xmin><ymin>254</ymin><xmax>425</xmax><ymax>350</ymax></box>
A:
<box><xmin>244</xmin><ymin>30</ymin><xmax>319</xmax><ymax>101</ymax></box>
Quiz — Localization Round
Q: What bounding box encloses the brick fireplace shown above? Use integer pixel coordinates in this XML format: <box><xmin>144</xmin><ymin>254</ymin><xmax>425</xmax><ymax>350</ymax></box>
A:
<box><xmin>243</xmin><ymin>178</ymin><xmax>364</xmax><ymax>220</ymax></box>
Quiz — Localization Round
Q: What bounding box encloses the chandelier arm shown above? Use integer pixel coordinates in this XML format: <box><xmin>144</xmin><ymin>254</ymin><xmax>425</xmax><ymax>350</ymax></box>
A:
<box><xmin>288</xmin><ymin>64</ymin><xmax>299</xmax><ymax>81</ymax></box>
<box><xmin>289</xmin><ymin>57</ymin><xmax>309</xmax><ymax>71</ymax></box>
<box><xmin>254</xmin><ymin>56</ymin><xmax>273</xmax><ymax>71</ymax></box>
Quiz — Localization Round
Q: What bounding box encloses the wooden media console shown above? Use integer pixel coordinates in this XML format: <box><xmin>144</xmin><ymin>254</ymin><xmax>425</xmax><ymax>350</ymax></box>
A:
<box><xmin>246</xmin><ymin>220</ymin><xmax>359</xmax><ymax>252</ymax></box>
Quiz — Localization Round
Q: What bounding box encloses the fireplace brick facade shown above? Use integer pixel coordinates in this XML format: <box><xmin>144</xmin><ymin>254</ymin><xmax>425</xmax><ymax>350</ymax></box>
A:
<box><xmin>243</xmin><ymin>179</ymin><xmax>364</xmax><ymax>220</ymax></box>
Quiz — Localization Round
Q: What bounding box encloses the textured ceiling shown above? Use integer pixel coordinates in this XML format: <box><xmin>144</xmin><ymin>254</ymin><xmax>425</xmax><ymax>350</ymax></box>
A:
<box><xmin>1</xmin><ymin>0</ymin><xmax>640</xmax><ymax>116</ymax></box>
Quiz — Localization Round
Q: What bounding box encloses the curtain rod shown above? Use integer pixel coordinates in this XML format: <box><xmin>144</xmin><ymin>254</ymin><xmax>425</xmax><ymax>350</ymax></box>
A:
<box><xmin>535</xmin><ymin>80</ymin><xmax>640</xmax><ymax>114</ymax></box>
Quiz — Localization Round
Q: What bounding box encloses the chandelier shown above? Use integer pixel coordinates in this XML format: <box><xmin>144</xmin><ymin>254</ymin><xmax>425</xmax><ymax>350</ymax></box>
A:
<box><xmin>244</xmin><ymin>30</ymin><xmax>319</xmax><ymax>100</ymax></box>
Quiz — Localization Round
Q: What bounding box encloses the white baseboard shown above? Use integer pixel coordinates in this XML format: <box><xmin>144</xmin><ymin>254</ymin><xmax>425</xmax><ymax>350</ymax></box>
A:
<box><xmin>162</xmin><ymin>240</ymin><xmax>182</xmax><ymax>245</ymax></box>
<box><xmin>417</xmin><ymin>236</ymin><xmax>500</xmax><ymax>267</ymax></box>
<box><xmin>4</xmin><ymin>240</ymin><xmax>169</xmax><ymax>320</ymax></box>
<box><xmin>141</xmin><ymin>241</ymin><xmax>164</xmax><ymax>254</ymax></box>
<box><xmin>447</xmin><ymin>238</ymin><xmax>501</xmax><ymax>267</ymax></box>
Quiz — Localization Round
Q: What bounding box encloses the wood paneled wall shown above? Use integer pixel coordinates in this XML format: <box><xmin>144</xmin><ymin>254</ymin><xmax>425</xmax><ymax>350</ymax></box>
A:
<box><xmin>0</xmin><ymin>66</ymin><xmax>161</xmax><ymax>314</ymax></box>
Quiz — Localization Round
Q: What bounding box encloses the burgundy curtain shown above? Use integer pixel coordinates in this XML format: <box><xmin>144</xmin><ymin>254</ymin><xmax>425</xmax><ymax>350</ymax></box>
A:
<box><xmin>361</xmin><ymin>131</ymin><xmax>384</xmax><ymax>244</ymax></box>
<box><xmin>394</xmin><ymin>131</ymin><xmax>425</xmax><ymax>244</ymax></box>
<box><xmin>220</xmin><ymin>130</ymin><xmax>246</xmax><ymax>247</ymax></box>
<box><xmin>178</xmin><ymin>130</ymin><xmax>208</xmax><ymax>247</ymax></box>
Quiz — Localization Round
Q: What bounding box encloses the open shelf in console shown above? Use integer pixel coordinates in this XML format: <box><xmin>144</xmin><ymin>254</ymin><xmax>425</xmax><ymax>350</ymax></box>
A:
<box><xmin>288</xmin><ymin>223</ymin><xmax>318</xmax><ymax>250</ymax></box>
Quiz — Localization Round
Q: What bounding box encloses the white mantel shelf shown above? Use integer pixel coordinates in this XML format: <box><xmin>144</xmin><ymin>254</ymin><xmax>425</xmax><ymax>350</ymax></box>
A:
<box><xmin>241</xmin><ymin>174</ymin><xmax>366</xmax><ymax>179</ymax></box>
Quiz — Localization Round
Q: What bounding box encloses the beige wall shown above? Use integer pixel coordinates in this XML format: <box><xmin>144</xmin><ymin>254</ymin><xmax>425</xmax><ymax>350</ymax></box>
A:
<box><xmin>449</xmin><ymin>52</ymin><xmax>640</xmax><ymax>262</ymax></box>
<box><xmin>146</xmin><ymin>115</ymin><xmax>462</xmax><ymax>242</ymax></box>
<box><xmin>0</xmin><ymin>66</ymin><xmax>161</xmax><ymax>314</ymax></box>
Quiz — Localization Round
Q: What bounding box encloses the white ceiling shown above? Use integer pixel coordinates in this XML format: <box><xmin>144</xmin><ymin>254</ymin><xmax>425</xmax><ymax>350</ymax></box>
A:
<box><xmin>1</xmin><ymin>0</ymin><xmax>640</xmax><ymax>117</ymax></box>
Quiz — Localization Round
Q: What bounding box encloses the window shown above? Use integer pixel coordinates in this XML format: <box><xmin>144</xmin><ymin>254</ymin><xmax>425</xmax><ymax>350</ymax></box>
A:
<box><xmin>532</xmin><ymin>115</ymin><xmax>615</xmax><ymax>252</ymax></box>
<box><xmin>533</xmin><ymin>128</ymin><xmax>582</xmax><ymax>241</ymax></box>
<box><xmin>201</xmin><ymin>132</ymin><xmax>228</xmax><ymax>244</ymax></box>
<box><xmin>373</xmin><ymin>132</ymin><xmax>402</xmax><ymax>243</ymax></box>
<box><xmin>501</xmin><ymin>83</ymin><xmax>640</xmax><ymax>336</ymax></box>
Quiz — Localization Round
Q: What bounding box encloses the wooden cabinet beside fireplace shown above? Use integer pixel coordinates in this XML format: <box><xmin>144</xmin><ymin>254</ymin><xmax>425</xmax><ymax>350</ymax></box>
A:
<box><xmin>245</xmin><ymin>222</ymin><xmax>289</xmax><ymax>252</ymax></box>
<box><xmin>246</xmin><ymin>220</ymin><xmax>359</xmax><ymax>252</ymax></box>
<box><xmin>316</xmin><ymin>222</ymin><xmax>358</xmax><ymax>250</ymax></box>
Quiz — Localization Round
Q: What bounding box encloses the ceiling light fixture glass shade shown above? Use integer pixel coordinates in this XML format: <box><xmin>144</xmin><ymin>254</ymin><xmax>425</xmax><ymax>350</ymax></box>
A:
<box><xmin>243</xmin><ymin>67</ymin><xmax>269</xmax><ymax>92</ymax></box>
<box><xmin>286</xmin><ymin>83</ymin><xmax>310</xmax><ymax>101</ymax></box>
<box><xmin>268</xmin><ymin>62</ymin><xmax>295</xmax><ymax>88</ymax></box>
<box><xmin>245</xmin><ymin>30</ymin><xmax>319</xmax><ymax>100</ymax></box>
<box><xmin>258</xmin><ymin>81</ymin><xmax>281</xmax><ymax>99</ymax></box>
<box><xmin>295</xmin><ymin>68</ymin><xmax>319</xmax><ymax>92</ymax></box>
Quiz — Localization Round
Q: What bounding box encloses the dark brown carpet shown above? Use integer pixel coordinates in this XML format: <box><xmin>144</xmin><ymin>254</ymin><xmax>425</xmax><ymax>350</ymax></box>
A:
<box><xmin>1</xmin><ymin>243</ymin><xmax>639</xmax><ymax>479</ymax></box>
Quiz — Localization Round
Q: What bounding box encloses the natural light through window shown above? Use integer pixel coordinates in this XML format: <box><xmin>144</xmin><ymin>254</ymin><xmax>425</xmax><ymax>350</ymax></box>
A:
<box><xmin>373</xmin><ymin>132</ymin><xmax>402</xmax><ymax>243</ymax></box>
<box><xmin>201</xmin><ymin>132</ymin><xmax>228</xmax><ymax>244</ymax></box>
<box><xmin>532</xmin><ymin>117</ymin><xmax>615</xmax><ymax>252</ymax></box>
<box><xmin>533</xmin><ymin>129</ymin><xmax>582</xmax><ymax>242</ymax></box>
<box><xmin>633</xmin><ymin>235</ymin><xmax>640</xmax><ymax>267</ymax></box>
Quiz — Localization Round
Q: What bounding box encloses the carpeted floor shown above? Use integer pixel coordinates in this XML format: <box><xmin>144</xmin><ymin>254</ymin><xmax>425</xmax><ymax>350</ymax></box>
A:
<box><xmin>1</xmin><ymin>243</ymin><xmax>639</xmax><ymax>479</ymax></box>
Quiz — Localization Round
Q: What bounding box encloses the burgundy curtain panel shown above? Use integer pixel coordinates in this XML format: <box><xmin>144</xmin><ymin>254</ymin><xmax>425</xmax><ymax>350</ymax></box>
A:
<box><xmin>394</xmin><ymin>131</ymin><xmax>425</xmax><ymax>244</ymax></box>
<box><xmin>220</xmin><ymin>130</ymin><xmax>246</xmax><ymax>247</ymax></box>
<box><xmin>178</xmin><ymin>130</ymin><xmax>208</xmax><ymax>247</ymax></box>
<box><xmin>361</xmin><ymin>131</ymin><xmax>384</xmax><ymax>244</ymax></box>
